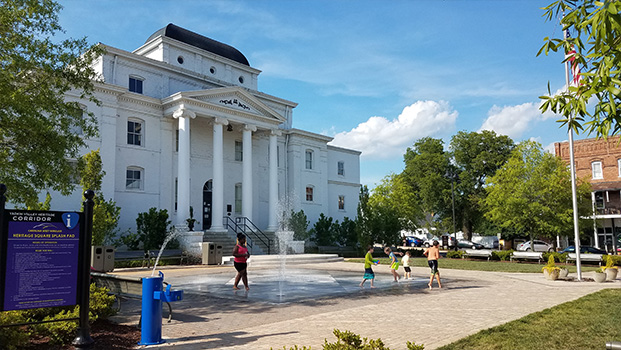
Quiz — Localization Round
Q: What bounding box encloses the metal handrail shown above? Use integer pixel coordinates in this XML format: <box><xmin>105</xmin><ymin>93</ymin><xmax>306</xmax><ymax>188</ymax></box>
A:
<box><xmin>226</xmin><ymin>216</ymin><xmax>271</xmax><ymax>254</ymax></box>
<box><xmin>223</xmin><ymin>216</ymin><xmax>253</xmax><ymax>251</ymax></box>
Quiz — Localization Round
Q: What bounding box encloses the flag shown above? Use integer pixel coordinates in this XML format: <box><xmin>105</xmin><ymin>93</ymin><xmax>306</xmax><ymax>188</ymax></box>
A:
<box><xmin>565</xmin><ymin>30</ymin><xmax>581</xmax><ymax>87</ymax></box>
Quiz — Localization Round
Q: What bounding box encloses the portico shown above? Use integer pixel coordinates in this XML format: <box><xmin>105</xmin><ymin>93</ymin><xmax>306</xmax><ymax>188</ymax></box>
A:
<box><xmin>164</xmin><ymin>87</ymin><xmax>286</xmax><ymax>234</ymax></box>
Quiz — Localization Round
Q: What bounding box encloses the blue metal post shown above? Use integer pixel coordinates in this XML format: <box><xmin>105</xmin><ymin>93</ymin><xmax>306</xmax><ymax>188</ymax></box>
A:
<box><xmin>139</xmin><ymin>272</ymin><xmax>164</xmax><ymax>345</ymax></box>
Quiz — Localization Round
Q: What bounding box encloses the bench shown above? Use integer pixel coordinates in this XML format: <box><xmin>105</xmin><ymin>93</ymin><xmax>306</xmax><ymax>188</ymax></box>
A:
<box><xmin>147</xmin><ymin>249</ymin><xmax>188</xmax><ymax>266</ymax></box>
<box><xmin>318</xmin><ymin>246</ymin><xmax>357</xmax><ymax>257</ymax></box>
<box><xmin>463</xmin><ymin>249</ymin><xmax>492</xmax><ymax>260</ymax></box>
<box><xmin>90</xmin><ymin>272</ymin><xmax>174</xmax><ymax>323</ymax></box>
<box><xmin>510</xmin><ymin>251</ymin><xmax>543</xmax><ymax>264</ymax></box>
<box><xmin>114</xmin><ymin>250</ymin><xmax>151</xmax><ymax>268</ymax></box>
<box><xmin>566</xmin><ymin>253</ymin><xmax>603</xmax><ymax>266</ymax></box>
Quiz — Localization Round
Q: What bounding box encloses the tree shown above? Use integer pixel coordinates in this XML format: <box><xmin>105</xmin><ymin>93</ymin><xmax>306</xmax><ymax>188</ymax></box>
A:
<box><xmin>335</xmin><ymin>217</ymin><xmax>358</xmax><ymax>247</ymax></box>
<box><xmin>356</xmin><ymin>185</ymin><xmax>374</xmax><ymax>249</ymax></box>
<box><xmin>402</xmin><ymin>137</ymin><xmax>450</xmax><ymax>228</ymax></box>
<box><xmin>450</xmin><ymin>130</ymin><xmax>515</xmax><ymax>239</ymax></box>
<box><xmin>288</xmin><ymin>209</ymin><xmax>310</xmax><ymax>241</ymax></box>
<box><xmin>310</xmin><ymin>213</ymin><xmax>335</xmax><ymax>246</ymax></box>
<box><xmin>539</xmin><ymin>0</ymin><xmax>621</xmax><ymax>136</ymax></box>
<box><xmin>0</xmin><ymin>0</ymin><xmax>103</xmax><ymax>206</ymax></box>
<box><xmin>484</xmin><ymin>141</ymin><xmax>592</xmax><ymax>245</ymax></box>
<box><xmin>136</xmin><ymin>208</ymin><xmax>172</xmax><ymax>252</ymax></box>
<box><xmin>79</xmin><ymin>150</ymin><xmax>120</xmax><ymax>246</ymax></box>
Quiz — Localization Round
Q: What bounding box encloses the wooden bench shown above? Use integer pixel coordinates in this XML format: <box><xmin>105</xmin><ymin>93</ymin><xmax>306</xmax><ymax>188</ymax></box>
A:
<box><xmin>566</xmin><ymin>253</ymin><xmax>603</xmax><ymax>266</ymax></box>
<box><xmin>510</xmin><ymin>251</ymin><xmax>543</xmax><ymax>264</ymax></box>
<box><xmin>147</xmin><ymin>249</ymin><xmax>188</xmax><ymax>266</ymax></box>
<box><xmin>90</xmin><ymin>272</ymin><xmax>174</xmax><ymax>322</ymax></box>
<box><xmin>463</xmin><ymin>249</ymin><xmax>492</xmax><ymax>260</ymax></box>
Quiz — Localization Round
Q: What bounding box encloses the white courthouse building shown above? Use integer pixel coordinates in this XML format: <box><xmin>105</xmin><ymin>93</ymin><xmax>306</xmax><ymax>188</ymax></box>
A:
<box><xmin>53</xmin><ymin>24</ymin><xmax>361</xmax><ymax>249</ymax></box>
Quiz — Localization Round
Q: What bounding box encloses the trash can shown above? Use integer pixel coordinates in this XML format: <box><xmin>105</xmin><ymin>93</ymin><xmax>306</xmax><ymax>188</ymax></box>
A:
<box><xmin>103</xmin><ymin>246</ymin><xmax>115</xmax><ymax>272</ymax></box>
<box><xmin>91</xmin><ymin>246</ymin><xmax>105</xmax><ymax>271</ymax></box>
<box><xmin>202</xmin><ymin>242</ymin><xmax>216</xmax><ymax>265</ymax></box>
<box><xmin>215</xmin><ymin>244</ymin><xmax>223</xmax><ymax>265</ymax></box>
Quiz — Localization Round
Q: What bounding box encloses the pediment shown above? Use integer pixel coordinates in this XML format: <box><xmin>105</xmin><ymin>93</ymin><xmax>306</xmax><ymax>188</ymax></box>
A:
<box><xmin>183</xmin><ymin>87</ymin><xmax>286</xmax><ymax>123</ymax></box>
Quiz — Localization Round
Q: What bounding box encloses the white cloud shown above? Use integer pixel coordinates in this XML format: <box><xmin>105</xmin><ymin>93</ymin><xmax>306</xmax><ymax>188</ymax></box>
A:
<box><xmin>329</xmin><ymin>100</ymin><xmax>457</xmax><ymax>160</ymax></box>
<box><xmin>479</xmin><ymin>102</ymin><xmax>556</xmax><ymax>139</ymax></box>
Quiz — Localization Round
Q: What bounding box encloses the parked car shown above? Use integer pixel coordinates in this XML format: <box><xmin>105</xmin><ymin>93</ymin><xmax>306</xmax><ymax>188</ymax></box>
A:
<box><xmin>516</xmin><ymin>240</ymin><xmax>554</xmax><ymax>252</ymax></box>
<box><xmin>404</xmin><ymin>236</ymin><xmax>423</xmax><ymax>247</ymax></box>
<box><xmin>456</xmin><ymin>239</ymin><xmax>485</xmax><ymax>250</ymax></box>
<box><xmin>560</xmin><ymin>246</ymin><xmax>608</xmax><ymax>255</ymax></box>
<box><xmin>423</xmin><ymin>236</ymin><xmax>440</xmax><ymax>248</ymax></box>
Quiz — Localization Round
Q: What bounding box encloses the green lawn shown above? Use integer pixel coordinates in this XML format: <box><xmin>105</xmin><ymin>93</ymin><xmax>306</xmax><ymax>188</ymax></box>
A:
<box><xmin>437</xmin><ymin>288</ymin><xmax>621</xmax><ymax>350</ymax></box>
<box><xmin>347</xmin><ymin>257</ymin><xmax>600</xmax><ymax>273</ymax></box>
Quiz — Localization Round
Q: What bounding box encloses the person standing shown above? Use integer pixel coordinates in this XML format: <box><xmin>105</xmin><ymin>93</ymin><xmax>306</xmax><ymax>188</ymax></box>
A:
<box><xmin>423</xmin><ymin>240</ymin><xmax>442</xmax><ymax>289</ymax></box>
<box><xmin>360</xmin><ymin>245</ymin><xmax>378</xmax><ymax>288</ymax></box>
<box><xmin>233</xmin><ymin>233</ymin><xmax>250</xmax><ymax>290</ymax></box>
<box><xmin>402</xmin><ymin>250</ymin><xmax>412</xmax><ymax>279</ymax></box>
<box><xmin>384</xmin><ymin>247</ymin><xmax>403</xmax><ymax>282</ymax></box>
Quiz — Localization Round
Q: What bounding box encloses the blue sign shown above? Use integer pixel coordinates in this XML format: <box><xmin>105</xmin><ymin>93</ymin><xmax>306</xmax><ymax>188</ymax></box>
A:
<box><xmin>2</xmin><ymin>210</ymin><xmax>82</xmax><ymax>311</ymax></box>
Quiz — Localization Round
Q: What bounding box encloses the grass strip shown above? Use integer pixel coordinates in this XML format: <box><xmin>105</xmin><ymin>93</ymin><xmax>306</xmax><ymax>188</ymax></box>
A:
<box><xmin>437</xmin><ymin>288</ymin><xmax>621</xmax><ymax>350</ymax></box>
<box><xmin>347</xmin><ymin>257</ymin><xmax>599</xmax><ymax>273</ymax></box>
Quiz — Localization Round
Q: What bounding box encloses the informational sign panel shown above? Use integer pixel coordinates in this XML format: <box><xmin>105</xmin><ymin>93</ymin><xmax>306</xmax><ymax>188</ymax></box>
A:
<box><xmin>1</xmin><ymin>210</ymin><xmax>82</xmax><ymax>311</ymax></box>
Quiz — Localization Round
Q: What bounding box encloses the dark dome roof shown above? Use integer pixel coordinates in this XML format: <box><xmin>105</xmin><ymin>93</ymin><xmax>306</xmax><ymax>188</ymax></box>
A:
<box><xmin>146</xmin><ymin>23</ymin><xmax>249</xmax><ymax>66</ymax></box>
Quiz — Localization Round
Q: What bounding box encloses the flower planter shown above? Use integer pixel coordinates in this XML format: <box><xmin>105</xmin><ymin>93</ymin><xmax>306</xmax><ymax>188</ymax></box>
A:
<box><xmin>543</xmin><ymin>269</ymin><xmax>559</xmax><ymax>280</ymax></box>
<box><xmin>559</xmin><ymin>267</ymin><xmax>569</xmax><ymax>278</ymax></box>
<box><xmin>605</xmin><ymin>268</ymin><xmax>618</xmax><ymax>281</ymax></box>
<box><xmin>594</xmin><ymin>272</ymin><xmax>607</xmax><ymax>283</ymax></box>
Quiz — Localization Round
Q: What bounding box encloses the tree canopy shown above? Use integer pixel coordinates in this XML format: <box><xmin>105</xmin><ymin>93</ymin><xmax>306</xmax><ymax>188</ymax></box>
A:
<box><xmin>539</xmin><ymin>0</ymin><xmax>621</xmax><ymax>136</ymax></box>
<box><xmin>484</xmin><ymin>140</ymin><xmax>591</xmax><ymax>242</ymax></box>
<box><xmin>0</xmin><ymin>0</ymin><xmax>103</xmax><ymax>206</ymax></box>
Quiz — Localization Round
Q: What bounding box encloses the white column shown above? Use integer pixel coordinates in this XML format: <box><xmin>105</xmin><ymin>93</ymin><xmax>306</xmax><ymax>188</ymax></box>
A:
<box><xmin>173</xmin><ymin>107</ymin><xmax>195</xmax><ymax>227</ymax></box>
<box><xmin>268</xmin><ymin>129</ymin><xmax>281</xmax><ymax>231</ymax></box>
<box><xmin>211</xmin><ymin>117</ymin><xmax>228</xmax><ymax>231</ymax></box>
<box><xmin>242</xmin><ymin>124</ymin><xmax>257</xmax><ymax>222</ymax></box>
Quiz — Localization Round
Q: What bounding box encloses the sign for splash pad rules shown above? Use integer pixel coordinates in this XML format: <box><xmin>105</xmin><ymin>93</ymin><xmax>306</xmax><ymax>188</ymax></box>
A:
<box><xmin>0</xmin><ymin>210</ymin><xmax>83</xmax><ymax>311</ymax></box>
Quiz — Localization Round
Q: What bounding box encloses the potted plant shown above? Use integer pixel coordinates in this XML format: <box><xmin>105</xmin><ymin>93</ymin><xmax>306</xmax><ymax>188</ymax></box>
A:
<box><xmin>603</xmin><ymin>256</ymin><xmax>618</xmax><ymax>281</ymax></box>
<box><xmin>186</xmin><ymin>206</ymin><xmax>199</xmax><ymax>231</ymax></box>
<box><xmin>594</xmin><ymin>267</ymin><xmax>607</xmax><ymax>283</ymax></box>
<box><xmin>542</xmin><ymin>255</ymin><xmax>560</xmax><ymax>280</ymax></box>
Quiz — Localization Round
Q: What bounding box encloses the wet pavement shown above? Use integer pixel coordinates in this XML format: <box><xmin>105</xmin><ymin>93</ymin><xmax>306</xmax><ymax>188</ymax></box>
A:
<box><xmin>107</xmin><ymin>260</ymin><xmax>617</xmax><ymax>349</ymax></box>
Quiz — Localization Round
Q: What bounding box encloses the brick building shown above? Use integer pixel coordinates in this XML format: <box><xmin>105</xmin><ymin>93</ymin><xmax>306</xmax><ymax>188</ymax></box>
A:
<box><xmin>555</xmin><ymin>136</ymin><xmax>621</xmax><ymax>251</ymax></box>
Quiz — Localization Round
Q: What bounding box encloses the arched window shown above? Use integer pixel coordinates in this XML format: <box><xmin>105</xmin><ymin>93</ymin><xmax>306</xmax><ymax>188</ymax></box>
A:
<box><xmin>126</xmin><ymin>166</ymin><xmax>144</xmax><ymax>191</ymax></box>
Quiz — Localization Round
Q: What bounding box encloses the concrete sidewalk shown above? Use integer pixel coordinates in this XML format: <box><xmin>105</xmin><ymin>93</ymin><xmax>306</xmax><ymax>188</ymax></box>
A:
<box><xmin>110</xmin><ymin>261</ymin><xmax>617</xmax><ymax>349</ymax></box>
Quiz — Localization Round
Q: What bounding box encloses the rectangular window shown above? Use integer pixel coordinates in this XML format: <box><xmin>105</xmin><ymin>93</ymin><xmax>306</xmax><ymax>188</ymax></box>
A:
<box><xmin>592</xmin><ymin>161</ymin><xmax>603</xmax><ymax>179</ymax></box>
<box><xmin>305</xmin><ymin>150</ymin><xmax>313</xmax><ymax>170</ymax></box>
<box><xmin>235</xmin><ymin>141</ymin><xmax>243</xmax><ymax>162</ymax></box>
<box><xmin>235</xmin><ymin>184</ymin><xmax>242</xmax><ymax>213</ymax></box>
<box><xmin>338</xmin><ymin>195</ymin><xmax>345</xmax><ymax>210</ymax></box>
<box><xmin>127</xmin><ymin>120</ymin><xmax>142</xmax><ymax>146</ymax></box>
<box><xmin>618</xmin><ymin>159</ymin><xmax>621</xmax><ymax>177</ymax></box>
<box><xmin>277</xmin><ymin>145</ymin><xmax>280</xmax><ymax>168</ymax></box>
<box><xmin>337</xmin><ymin>161</ymin><xmax>345</xmax><ymax>176</ymax></box>
<box><xmin>175</xmin><ymin>129</ymin><xmax>179</xmax><ymax>152</ymax></box>
<box><xmin>126</xmin><ymin>168</ymin><xmax>143</xmax><ymax>190</ymax></box>
<box><xmin>306</xmin><ymin>186</ymin><xmax>314</xmax><ymax>202</ymax></box>
<box><xmin>129</xmin><ymin>77</ymin><xmax>143</xmax><ymax>94</ymax></box>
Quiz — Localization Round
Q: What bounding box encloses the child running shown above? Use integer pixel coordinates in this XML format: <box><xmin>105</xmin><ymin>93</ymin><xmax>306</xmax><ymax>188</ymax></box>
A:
<box><xmin>384</xmin><ymin>247</ymin><xmax>403</xmax><ymax>282</ymax></box>
<box><xmin>423</xmin><ymin>240</ymin><xmax>442</xmax><ymax>289</ymax></box>
<box><xmin>360</xmin><ymin>245</ymin><xmax>378</xmax><ymax>288</ymax></box>
<box><xmin>402</xmin><ymin>250</ymin><xmax>412</xmax><ymax>279</ymax></box>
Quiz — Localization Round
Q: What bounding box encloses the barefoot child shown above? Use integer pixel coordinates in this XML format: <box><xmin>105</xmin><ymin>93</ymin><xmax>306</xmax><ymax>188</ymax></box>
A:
<box><xmin>384</xmin><ymin>247</ymin><xmax>403</xmax><ymax>282</ymax></box>
<box><xmin>232</xmin><ymin>234</ymin><xmax>250</xmax><ymax>290</ymax></box>
<box><xmin>360</xmin><ymin>245</ymin><xmax>378</xmax><ymax>288</ymax></box>
<box><xmin>423</xmin><ymin>240</ymin><xmax>442</xmax><ymax>289</ymax></box>
<box><xmin>402</xmin><ymin>250</ymin><xmax>412</xmax><ymax>279</ymax></box>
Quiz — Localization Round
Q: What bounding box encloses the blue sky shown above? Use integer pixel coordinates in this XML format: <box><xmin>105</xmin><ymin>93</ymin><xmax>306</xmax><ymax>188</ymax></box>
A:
<box><xmin>57</xmin><ymin>0</ymin><xmax>576</xmax><ymax>188</ymax></box>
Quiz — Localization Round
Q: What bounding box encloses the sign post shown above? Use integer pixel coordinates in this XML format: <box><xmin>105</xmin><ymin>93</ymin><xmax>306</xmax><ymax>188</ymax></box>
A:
<box><xmin>73</xmin><ymin>190</ymin><xmax>95</xmax><ymax>348</ymax></box>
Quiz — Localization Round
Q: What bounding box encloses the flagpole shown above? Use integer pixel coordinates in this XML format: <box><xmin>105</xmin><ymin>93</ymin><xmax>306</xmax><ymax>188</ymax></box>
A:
<box><xmin>564</xmin><ymin>24</ymin><xmax>582</xmax><ymax>281</ymax></box>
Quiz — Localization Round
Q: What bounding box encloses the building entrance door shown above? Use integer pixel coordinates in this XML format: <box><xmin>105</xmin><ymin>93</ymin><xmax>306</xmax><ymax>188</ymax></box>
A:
<box><xmin>203</xmin><ymin>180</ymin><xmax>212</xmax><ymax>230</ymax></box>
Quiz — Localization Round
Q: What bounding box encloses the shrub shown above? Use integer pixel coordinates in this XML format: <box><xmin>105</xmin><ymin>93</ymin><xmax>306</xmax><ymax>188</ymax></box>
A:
<box><xmin>542</xmin><ymin>255</ymin><xmax>560</xmax><ymax>273</ymax></box>
<box><xmin>491</xmin><ymin>250</ymin><xmax>513</xmax><ymax>261</ymax></box>
<box><xmin>136</xmin><ymin>207</ymin><xmax>172</xmax><ymax>251</ymax></box>
<box><xmin>0</xmin><ymin>311</ymin><xmax>30</xmax><ymax>350</ymax></box>
<box><xmin>542</xmin><ymin>252</ymin><xmax>567</xmax><ymax>263</ymax></box>
<box><xmin>446</xmin><ymin>250</ymin><xmax>464</xmax><ymax>259</ymax></box>
<box><xmin>604</xmin><ymin>254</ymin><xmax>621</xmax><ymax>267</ymax></box>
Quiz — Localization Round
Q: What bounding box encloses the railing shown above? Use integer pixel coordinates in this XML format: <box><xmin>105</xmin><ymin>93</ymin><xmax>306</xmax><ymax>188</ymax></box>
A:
<box><xmin>223</xmin><ymin>216</ymin><xmax>253</xmax><ymax>251</ymax></box>
<box><xmin>223</xmin><ymin>216</ymin><xmax>271</xmax><ymax>255</ymax></box>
